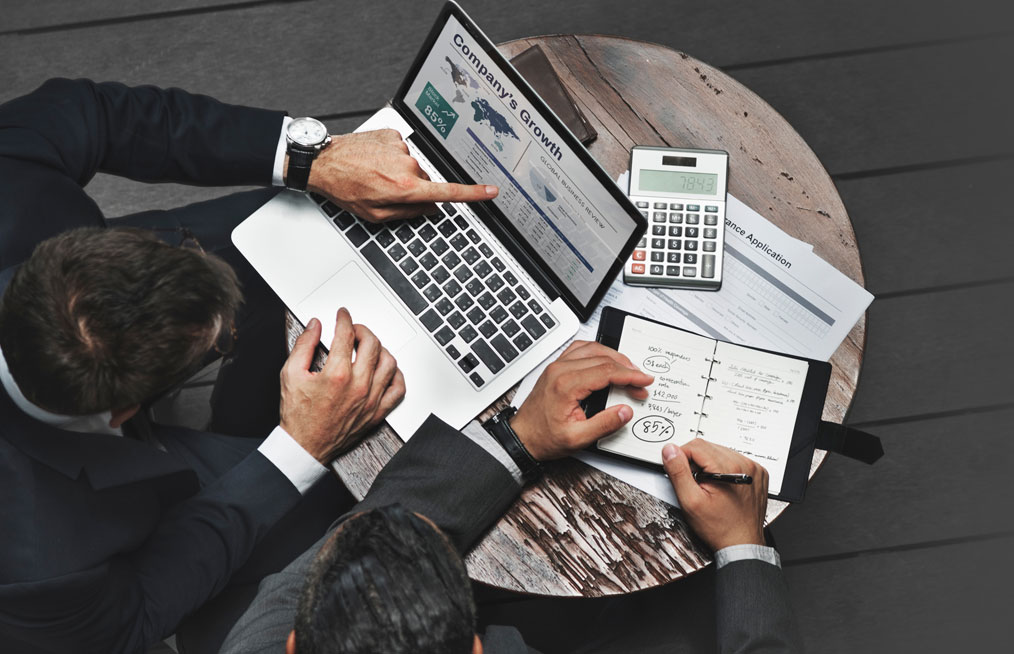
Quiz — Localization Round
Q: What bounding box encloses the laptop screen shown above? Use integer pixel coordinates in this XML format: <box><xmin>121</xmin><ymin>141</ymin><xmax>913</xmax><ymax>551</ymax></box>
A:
<box><xmin>395</xmin><ymin>5</ymin><xmax>644</xmax><ymax>315</ymax></box>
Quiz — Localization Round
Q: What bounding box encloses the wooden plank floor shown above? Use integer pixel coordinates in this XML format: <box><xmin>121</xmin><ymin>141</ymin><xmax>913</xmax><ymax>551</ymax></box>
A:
<box><xmin>3</xmin><ymin>1</ymin><xmax>1012</xmax><ymax>651</ymax></box>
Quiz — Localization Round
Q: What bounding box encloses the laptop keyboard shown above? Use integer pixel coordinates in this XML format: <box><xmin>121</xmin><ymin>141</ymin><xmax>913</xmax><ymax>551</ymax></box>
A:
<box><xmin>309</xmin><ymin>193</ymin><xmax>557</xmax><ymax>389</ymax></box>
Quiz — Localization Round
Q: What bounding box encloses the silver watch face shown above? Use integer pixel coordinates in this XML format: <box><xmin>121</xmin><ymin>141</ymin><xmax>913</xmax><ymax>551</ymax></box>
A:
<box><xmin>287</xmin><ymin>117</ymin><xmax>328</xmax><ymax>147</ymax></box>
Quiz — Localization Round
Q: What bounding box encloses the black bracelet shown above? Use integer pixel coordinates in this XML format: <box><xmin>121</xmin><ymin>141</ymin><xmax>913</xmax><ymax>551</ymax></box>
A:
<box><xmin>484</xmin><ymin>406</ymin><xmax>543</xmax><ymax>484</ymax></box>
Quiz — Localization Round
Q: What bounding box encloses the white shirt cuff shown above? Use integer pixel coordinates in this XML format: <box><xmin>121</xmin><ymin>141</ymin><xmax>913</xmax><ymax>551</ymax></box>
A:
<box><xmin>715</xmin><ymin>543</ymin><xmax>781</xmax><ymax>569</ymax></box>
<box><xmin>461</xmin><ymin>420</ymin><xmax>524</xmax><ymax>486</ymax></box>
<box><xmin>271</xmin><ymin>116</ymin><xmax>293</xmax><ymax>187</ymax></box>
<box><xmin>257</xmin><ymin>424</ymin><xmax>328</xmax><ymax>495</ymax></box>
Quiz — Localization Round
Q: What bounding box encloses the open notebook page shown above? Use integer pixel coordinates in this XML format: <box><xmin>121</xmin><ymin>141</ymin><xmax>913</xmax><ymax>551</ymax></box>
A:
<box><xmin>597</xmin><ymin>317</ymin><xmax>716</xmax><ymax>462</ymax></box>
<box><xmin>701</xmin><ymin>342</ymin><xmax>808</xmax><ymax>494</ymax></box>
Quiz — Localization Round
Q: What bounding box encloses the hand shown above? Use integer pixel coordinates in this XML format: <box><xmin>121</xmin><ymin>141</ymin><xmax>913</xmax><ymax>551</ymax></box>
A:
<box><xmin>510</xmin><ymin>341</ymin><xmax>654</xmax><ymax>461</ymax></box>
<box><xmin>303</xmin><ymin>129</ymin><xmax>498</xmax><ymax>222</ymax></box>
<box><xmin>662</xmin><ymin>439</ymin><xmax>768</xmax><ymax>551</ymax></box>
<box><xmin>279</xmin><ymin>308</ymin><xmax>406</xmax><ymax>463</ymax></box>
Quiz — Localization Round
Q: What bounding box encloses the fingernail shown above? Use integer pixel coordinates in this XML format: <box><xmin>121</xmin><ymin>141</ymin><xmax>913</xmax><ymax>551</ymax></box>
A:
<box><xmin>662</xmin><ymin>444</ymin><xmax>678</xmax><ymax>462</ymax></box>
<box><xmin>485</xmin><ymin>185</ymin><xmax>498</xmax><ymax>197</ymax></box>
<box><xmin>308</xmin><ymin>318</ymin><xmax>319</xmax><ymax>328</ymax></box>
<box><xmin>617</xmin><ymin>405</ymin><xmax>633</xmax><ymax>423</ymax></box>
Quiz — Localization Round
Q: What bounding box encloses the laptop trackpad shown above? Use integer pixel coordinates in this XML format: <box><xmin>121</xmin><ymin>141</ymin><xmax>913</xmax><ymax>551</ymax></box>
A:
<box><xmin>294</xmin><ymin>261</ymin><xmax>417</xmax><ymax>353</ymax></box>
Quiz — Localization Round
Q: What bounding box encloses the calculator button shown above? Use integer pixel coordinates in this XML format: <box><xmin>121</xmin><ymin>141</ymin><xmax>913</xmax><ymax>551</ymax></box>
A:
<box><xmin>652</xmin><ymin>225</ymin><xmax>666</xmax><ymax>236</ymax></box>
<box><xmin>685</xmin><ymin>240</ymin><xmax>698</xmax><ymax>251</ymax></box>
<box><xmin>669</xmin><ymin>213</ymin><xmax>683</xmax><ymax>223</ymax></box>
<box><xmin>636</xmin><ymin>201</ymin><xmax>648</xmax><ymax>208</ymax></box>
<box><xmin>668</xmin><ymin>239</ymin><xmax>681</xmax><ymax>250</ymax></box>
<box><xmin>683</xmin><ymin>266</ymin><xmax>697</xmax><ymax>277</ymax></box>
<box><xmin>684</xmin><ymin>253</ymin><xmax>698</xmax><ymax>265</ymax></box>
<box><xmin>667</xmin><ymin>252</ymin><xmax>681</xmax><ymax>263</ymax></box>
<box><xmin>705</xmin><ymin>205</ymin><xmax>719</xmax><ymax>213</ymax></box>
<box><xmin>666</xmin><ymin>265</ymin><xmax>680</xmax><ymax>276</ymax></box>
<box><xmin>653</xmin><ymin>212</ymin><xmax>667</xmax><ymax>222</ymax></box>
<box><xmin>640</xmin><ymin>210</ymin><xmax>648</xmax><ymax>218</ymax></box>
<box><xmin>703</xmin><ymin>241</ymin><xmax>717</xmax><ymax>252</ymax></box>
<box><xmin>653</xmin><ymin>202</ymin><xmax>668</xmax><ymax>209</ymax></box>
<box><xmin>638</xmin><ymin>237</ymin><xmax>647</xmax><ymax>248</ymax></box>
<box><xmin>650</xmin><ymin>252</ymin><xmax>664</xmax><ymax>262</ymax></box>
<box><xmin>704</xmin><ymin>228</ymin><xmax>717</xmax><ymax>239</ymax></box>
<box><xmin>669</xmin><ymin>226</ymin><xmax>682</xmax><ymax>237</ymax></box>
<box><xmin>687</xmin><ymin>204</ymin><xmax>700</xmax><ymax>211</ymax></box>
<box><xmin>651</xmin><ymin>238</ymin><xmax>665</xmax><ymax>249</ymax></box>
<box><xmin>702</xmin><ymin>254</ymin><xmax>716</xmax><ymax>278</ymax></box>
<box><xmin>631</xmin><ymin>263</ymin><xmax>646</xmax><ymax>274</ymax></box>
<box><xmin>650</xmin><ymin>264</ymin><xmax>663</xmax><ymax>275</ymax></box>
<box><xmin>704</xmin><ymin>215</ymin><xmax>718</xmax><ymax>225</ymax></box>
<box><xmin>686</xmin><ymin>214</ymin><xmax>700</xmax><ymax>225</ymax></box>
<box><xmin>685</xmin><ymin>227</ymin><xmax>699</xmax><ymax>238</ymax></box>
<box><xmin>632</xmin><ymin>250</ymin><xmax>646</xmax><ymax>261</ymax></box>
<box><xmin>669</xmin><ymin>203</ymin><xmax>683</xmax><ymax>210</ymax></box>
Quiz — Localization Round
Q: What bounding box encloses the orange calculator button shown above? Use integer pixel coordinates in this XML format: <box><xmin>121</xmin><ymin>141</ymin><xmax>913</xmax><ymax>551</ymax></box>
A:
<box><xmin>632</xmin><ymin>250</ymin><xmax>646</xmax><ymax>261</ymax></box>
<box><xmin>631</xmin><ymin>263</ymin><xmax>646</xmax><ymax>274</ymax></box>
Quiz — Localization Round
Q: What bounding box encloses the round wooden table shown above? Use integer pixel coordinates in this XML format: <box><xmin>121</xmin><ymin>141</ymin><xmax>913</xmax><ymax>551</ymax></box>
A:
<box><xmin>318</xmin><ymin>35</ymin><xmax>866</xmax><ymax>597</ymax></box>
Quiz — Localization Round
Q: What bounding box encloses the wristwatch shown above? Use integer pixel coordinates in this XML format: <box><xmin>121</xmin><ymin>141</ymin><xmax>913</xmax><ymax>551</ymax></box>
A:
<box><xmin>284</xmin><ymin>117</ymin><xmax>331</xmax><ymax>191</ymax></box>
<box><xmin>483</xmin><ymin>406</ymin><xmax>543</xmax><ymax>484</ymax></box>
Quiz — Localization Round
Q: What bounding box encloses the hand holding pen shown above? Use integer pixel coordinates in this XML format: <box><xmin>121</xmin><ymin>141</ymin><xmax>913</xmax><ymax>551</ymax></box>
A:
<box><xmin>662</xmin><ymin>439</ymin><xmax>768</xmax><ymax>551</ymax></box>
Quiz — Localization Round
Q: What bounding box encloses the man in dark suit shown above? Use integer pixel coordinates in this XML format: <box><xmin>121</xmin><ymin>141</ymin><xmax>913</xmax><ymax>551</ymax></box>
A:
<box><xmin>220</xmin><ymin>341</ymin><xmax>803</xmax><ymax>654</ymax></box>
<box><xmin>0</xmin><ymin>77</ymin><xmax>496</xmax><ymax>653</ymax></box>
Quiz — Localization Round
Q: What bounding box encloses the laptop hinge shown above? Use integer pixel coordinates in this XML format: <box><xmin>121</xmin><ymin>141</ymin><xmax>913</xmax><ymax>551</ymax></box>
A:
<box><xmin>404</xmin><ymin>130</ymin><xmax>565</xmax><ymax>305</ymax></box>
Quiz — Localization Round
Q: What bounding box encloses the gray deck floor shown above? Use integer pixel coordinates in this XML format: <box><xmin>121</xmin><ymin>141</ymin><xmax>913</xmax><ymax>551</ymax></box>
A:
<box><xmin>2</xmin><ymin>1</ymin><xmax>1012</xmax><ymax>651</ymax></box>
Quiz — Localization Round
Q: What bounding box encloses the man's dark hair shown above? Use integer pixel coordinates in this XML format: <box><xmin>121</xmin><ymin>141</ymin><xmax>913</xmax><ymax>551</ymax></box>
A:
<box><xmin>295</xmin><ymin>504</ymin><xmax>477</xmax><ymax>654</ymax></box>
<box><xmin>0</xmin><ymin>227</ymin><xmax>241</xmax><ymax>414</ymax></box>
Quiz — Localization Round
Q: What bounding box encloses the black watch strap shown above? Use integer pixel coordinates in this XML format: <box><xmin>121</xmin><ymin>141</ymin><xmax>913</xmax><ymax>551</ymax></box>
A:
<box><xmin>285</xmin><ymin>147</ymin><xmax>316</xmax><ymax>191</ymax></box>
<box><xmin>484</xmin><ymin>406</ymin><xmax>543</xmax><ymax>483</ymax></box>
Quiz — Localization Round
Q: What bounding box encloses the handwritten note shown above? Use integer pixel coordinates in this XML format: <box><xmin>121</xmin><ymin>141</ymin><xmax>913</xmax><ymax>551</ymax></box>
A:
<box><xmin>597</xmin><ymin>317</ymin><xmax>716</xmax><ymax>462</ymax></box>
<box><xmin>595</xmin><ymin>316</ymin><xmax>809</xmax><ymax>496</ymax></box>
<box><xmin>701</xmin><ymin>343</ymin><xmax>807</xmax><ymax>494</ymax></box>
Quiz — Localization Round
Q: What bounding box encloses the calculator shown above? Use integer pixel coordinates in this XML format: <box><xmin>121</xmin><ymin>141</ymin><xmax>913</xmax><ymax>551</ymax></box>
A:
<box><xmin>624</xmin><ymin>146</ymin><xmax>729</xmax><ymax>291</ymax></box>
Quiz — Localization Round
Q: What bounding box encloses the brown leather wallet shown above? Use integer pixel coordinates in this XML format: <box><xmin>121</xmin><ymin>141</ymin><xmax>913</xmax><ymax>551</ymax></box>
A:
<box><xmin>509</xmin><ymin>45</ymin><xmax>598</xmax><ymax>145</ymax></box>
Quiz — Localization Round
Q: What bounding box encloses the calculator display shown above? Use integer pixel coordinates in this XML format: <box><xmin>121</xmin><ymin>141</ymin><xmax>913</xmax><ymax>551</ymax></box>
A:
<box><xmin>639</xmin><ymin>170</ymin><xmax>718</xmax><ymax>196</ymax></box>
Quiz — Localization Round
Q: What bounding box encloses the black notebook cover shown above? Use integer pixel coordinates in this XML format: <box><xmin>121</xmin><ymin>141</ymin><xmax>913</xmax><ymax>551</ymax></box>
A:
<box><xmin>585</xmin><ymin>307</ymin><xmax>832</xmax><ymax>503</ymax></box>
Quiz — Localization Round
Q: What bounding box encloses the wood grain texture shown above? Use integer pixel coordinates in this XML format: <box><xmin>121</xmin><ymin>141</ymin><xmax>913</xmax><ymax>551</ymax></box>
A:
<box><xmin>773</xmin><ymin>408</ymin><xmax>1014</xmax><ymax>560</ymax></box>
<box><xmin>836</xmin><ymin>160</ymin><xmax>1014</xmax><ymax>296</ymax></box>
<box><xmin>783</xmin><ymin>536</ymin><xmax>1013</xmax><ymax>653</ymax></box>
<box><xmin>290</xmin><ymin>36</ymin><xmax>865</xmax><ymax>596</ymax></box>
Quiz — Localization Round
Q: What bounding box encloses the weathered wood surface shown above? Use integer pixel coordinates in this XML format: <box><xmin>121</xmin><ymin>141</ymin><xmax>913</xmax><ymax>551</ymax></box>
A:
<box><xmin>288</xmin><ymin>35</ymin><xmax>865</xmax><ymax>597</ymax></box>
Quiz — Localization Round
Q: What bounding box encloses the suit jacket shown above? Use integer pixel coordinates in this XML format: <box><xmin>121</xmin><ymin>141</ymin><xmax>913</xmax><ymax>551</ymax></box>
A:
<box><xmin>219</xmin><ymin>416</ymin><xmax>802</xmax><ymax>654</ymax></box>
<box><xmin>0</xmin><ymin>78</ymin><xmax>301</xmax><ymax>653</ymax></box>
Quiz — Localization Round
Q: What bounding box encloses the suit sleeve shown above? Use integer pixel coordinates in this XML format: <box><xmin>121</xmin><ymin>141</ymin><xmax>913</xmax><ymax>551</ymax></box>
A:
<box><xmin>353</xmin><ymin>414</ymin><xmax>522</xmax><ymax>552</ymax></box>
<box><xmin>2</xmin><ymin>451</ymin><xmax>302</xmax><ymax>654</ymax></box>
<box><xmin>219</xmin><ymin>415</ymin><xmax>522</xmax><ymax>654</ymax></box>
<box><xmin>715</xmin><ymin>560</ymin><xmax>804</xmax><ymax>653</ymax></box>
<box><xmin>0</xmin><ymin>77</ymin><xmax>284</xmax><ymax>188</ymax></box>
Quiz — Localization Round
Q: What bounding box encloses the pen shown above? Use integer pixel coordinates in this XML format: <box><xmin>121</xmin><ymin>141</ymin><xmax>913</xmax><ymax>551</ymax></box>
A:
<box><xmin>692</xmin><ymin>471</ymin><xmax>753</xmax><ymax>485</ymax></box>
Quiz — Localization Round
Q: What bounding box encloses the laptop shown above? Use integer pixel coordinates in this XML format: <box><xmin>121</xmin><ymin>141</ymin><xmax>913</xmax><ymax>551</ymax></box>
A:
<box><xmin>233</xmin><ymin>1</ymin><xmax>646</xmax><ymax>437</ymax></box>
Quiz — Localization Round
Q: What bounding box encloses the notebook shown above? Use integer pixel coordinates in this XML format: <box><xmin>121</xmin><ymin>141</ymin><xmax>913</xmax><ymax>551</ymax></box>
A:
<box><xmin>232</xmin><ymin>2</ymin><xmax>646</xmax><ymax>438</ymax></box>
<box><xmin>586</xmin><ymin>307</ymin><xmax>832</xmax><ymax>501</ymax></box>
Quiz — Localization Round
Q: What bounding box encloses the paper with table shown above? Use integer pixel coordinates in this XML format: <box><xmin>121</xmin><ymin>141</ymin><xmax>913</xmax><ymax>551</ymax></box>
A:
<box><xmin>512</xmin><ymin>184</ymin><xmax>873</xmax><ymax>506</ymax></box>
